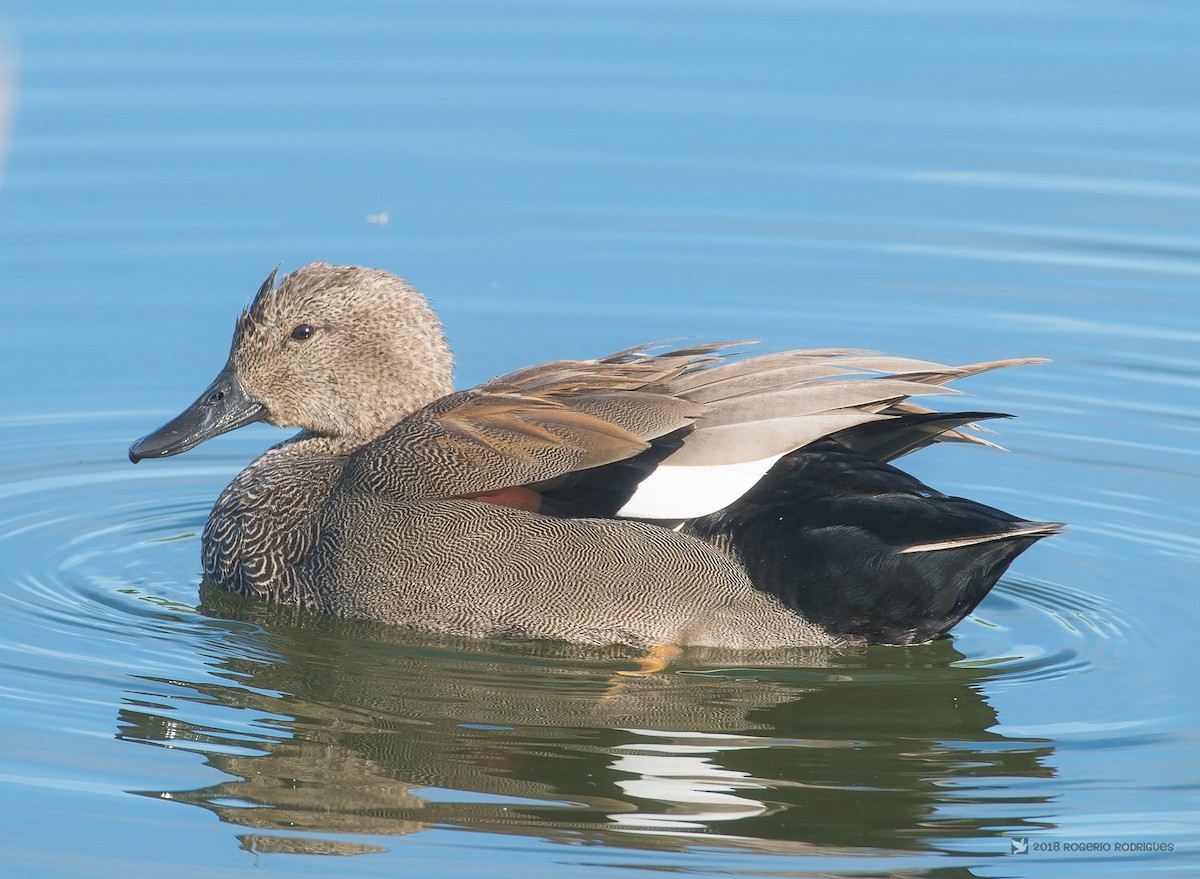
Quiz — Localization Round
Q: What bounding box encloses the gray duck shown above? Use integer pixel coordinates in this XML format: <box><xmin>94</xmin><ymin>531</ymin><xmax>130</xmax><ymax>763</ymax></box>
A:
<box><xmin>130</xmin><ymin>263</ymin><xmax>1061</xmax><ymax>652</ymax></box>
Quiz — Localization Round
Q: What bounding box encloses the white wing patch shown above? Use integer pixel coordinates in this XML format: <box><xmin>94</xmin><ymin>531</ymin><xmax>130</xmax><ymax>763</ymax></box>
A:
<box><xmin>615</xmin><ymin>456</ymin><xmax>785</xmax><ymax>520</ymax></box>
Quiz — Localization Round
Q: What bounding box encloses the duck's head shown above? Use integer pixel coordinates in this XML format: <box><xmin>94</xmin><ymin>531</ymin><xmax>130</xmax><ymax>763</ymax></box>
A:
<box><xmin>129</xmin><ymin>262</ymin><xmax>454</xmax><ymax>462</ymax></box>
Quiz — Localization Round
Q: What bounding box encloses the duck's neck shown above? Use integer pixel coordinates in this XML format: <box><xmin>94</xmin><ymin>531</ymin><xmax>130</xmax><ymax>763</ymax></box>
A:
<box><xmin>327</xmin><ymin>340</ymin><xmax>455</xmax><ymax>452</ymax></box>
<box><xmin>301</xmin><ymin>362</ymin><xmax>454</xmax><ymax>455</ymax></box>
<box><xmin>285</xmin><ymin>431</ymin><xmax>364</xmax><ymax>457</ymax></box>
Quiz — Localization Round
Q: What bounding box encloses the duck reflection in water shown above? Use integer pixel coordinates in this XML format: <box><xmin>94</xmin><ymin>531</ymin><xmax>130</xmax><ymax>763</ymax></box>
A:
<box><xmin>117</xmin><ymin>593</ymin><xmax>1055</xmax><ymax>859</ymax></box>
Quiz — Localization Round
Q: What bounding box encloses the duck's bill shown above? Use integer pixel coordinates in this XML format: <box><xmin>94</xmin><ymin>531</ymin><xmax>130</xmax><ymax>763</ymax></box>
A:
<box><xmin>129</xmin><ymin>367</ymin><xmax>267</xmax><ymax>463</ymax></box>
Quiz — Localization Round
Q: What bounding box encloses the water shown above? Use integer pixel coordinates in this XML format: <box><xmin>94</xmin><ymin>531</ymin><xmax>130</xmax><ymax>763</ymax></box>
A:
<box><xmin>1</xmin><ymin>1</ymin><xmax>1197</xmax><ymax>876</ymax></box>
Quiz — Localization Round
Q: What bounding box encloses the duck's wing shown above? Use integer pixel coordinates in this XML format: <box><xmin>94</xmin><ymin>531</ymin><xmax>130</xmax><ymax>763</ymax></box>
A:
<box><xmin>612</xmin><ymin>350</ymin><xmax>1041</xmax><ymax>519</ymax></box>
<box><xmin>341</xmin><ymin>343</ymin><xmax>1045</xmax><ymax>519</ymax></box>
<box><xmin>662</xmin><ymin>352</ymin><xmax>1047</xmax><ymax>462</ymax></box>
<box><xmin>338</xmin><ymin>345</ymin><xmax>732</xmax><ymax>501</ymax></box>
<box><xmin>545</xmin><ymin>349</ymin><xmax>1045</xmax><ymax>521</ymax></box>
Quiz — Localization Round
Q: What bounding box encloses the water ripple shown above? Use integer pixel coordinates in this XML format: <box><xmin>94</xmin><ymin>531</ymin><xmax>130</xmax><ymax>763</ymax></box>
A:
<box><xmin>911</xmin><ymin>169</ymin><xmax>1200</xmax><ymax>201</ymax></box>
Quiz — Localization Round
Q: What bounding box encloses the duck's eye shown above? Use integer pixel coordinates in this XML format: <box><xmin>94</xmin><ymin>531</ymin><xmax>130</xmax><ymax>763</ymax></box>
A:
<box><xmin>290</xmin><ymin>324</ymin><xmax>316</xmax><ymax>342</ymax></box>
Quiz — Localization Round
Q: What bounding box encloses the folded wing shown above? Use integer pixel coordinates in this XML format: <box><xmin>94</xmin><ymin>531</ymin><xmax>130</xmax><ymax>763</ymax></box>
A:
<box><xmin>339</xmin><ymin>342</ymin><xmax>1044</xmax><ymax>519</ymax></box>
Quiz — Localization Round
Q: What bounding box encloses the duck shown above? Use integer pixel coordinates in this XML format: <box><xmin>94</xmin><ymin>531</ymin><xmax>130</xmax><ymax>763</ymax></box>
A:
<box><xmin>129</xmin><ymin>262</ymin><xmax>1061</xmax><ymax>654</ymax></box>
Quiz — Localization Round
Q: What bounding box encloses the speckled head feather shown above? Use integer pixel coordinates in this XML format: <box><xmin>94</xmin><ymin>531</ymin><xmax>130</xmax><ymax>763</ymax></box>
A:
<box><xmin>243</xmin><ymin>263</ymin><xmax>281</xmax><ymax>326</ymax></box>
<box><xmin>228</xmin><ymin>262</ymin><xmax>454</xmax><ymax>447</ymax></box>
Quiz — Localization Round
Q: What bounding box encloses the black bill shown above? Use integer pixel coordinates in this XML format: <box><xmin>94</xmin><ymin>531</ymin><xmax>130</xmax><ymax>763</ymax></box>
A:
<box><xmin>129</xmin><ymin>366</ymin><xmax>267</xmax><ymax>463</ymax></box>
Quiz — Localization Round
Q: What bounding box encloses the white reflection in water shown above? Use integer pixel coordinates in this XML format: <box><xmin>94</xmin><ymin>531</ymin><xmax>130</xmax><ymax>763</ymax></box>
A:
<box><xmin>609</xmin><ymin>730</ymin><xmax>768</xmax><ymax>830</ymax></box>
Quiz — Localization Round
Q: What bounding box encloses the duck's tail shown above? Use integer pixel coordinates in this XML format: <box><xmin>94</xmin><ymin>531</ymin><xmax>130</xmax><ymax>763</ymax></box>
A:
<box><xmin>682</xmin><ymin>441</ymin><xmax>1063</xmax><ymax>645</ymax></box>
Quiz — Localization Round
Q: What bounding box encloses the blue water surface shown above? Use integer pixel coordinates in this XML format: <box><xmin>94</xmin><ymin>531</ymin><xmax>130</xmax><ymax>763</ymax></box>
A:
<box><xmin>0</xmin><ymin>1</ymin><xmax>1197</xmax><ymax>877</ymax></box>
